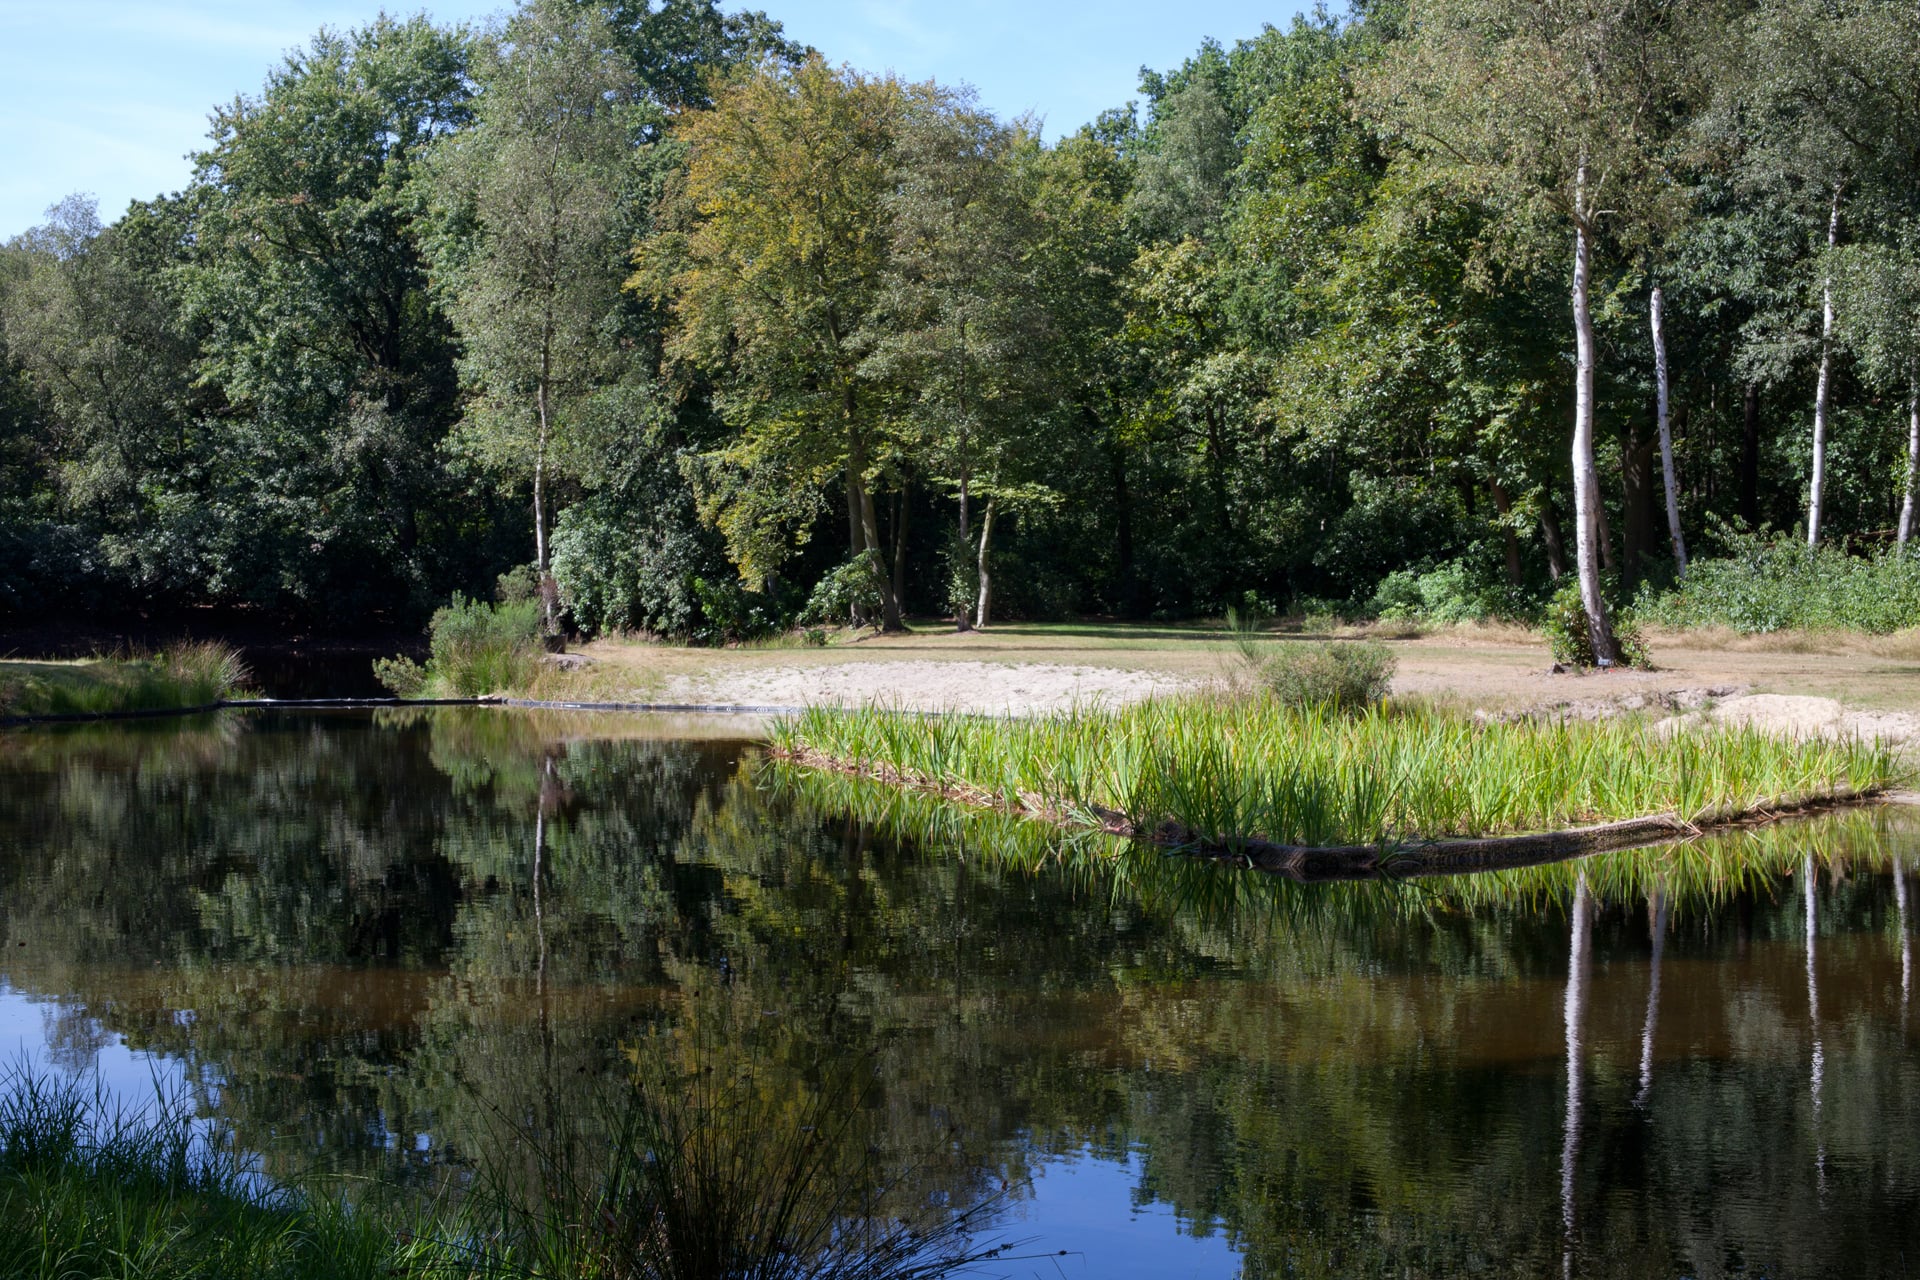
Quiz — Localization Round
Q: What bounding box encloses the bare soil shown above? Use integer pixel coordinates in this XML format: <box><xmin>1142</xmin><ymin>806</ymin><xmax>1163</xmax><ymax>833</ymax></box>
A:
<box><xmin>546</xmin><ymin>619</ymin><xmax>1920</xmax><ymax>742</ymax></box>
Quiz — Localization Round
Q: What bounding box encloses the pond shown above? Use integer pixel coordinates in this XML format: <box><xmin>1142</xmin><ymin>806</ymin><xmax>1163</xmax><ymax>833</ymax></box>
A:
<box><xmin>1</xmin><ymin>708</ymin><xmax>1917</xmax><ymax>1277</ymax></box>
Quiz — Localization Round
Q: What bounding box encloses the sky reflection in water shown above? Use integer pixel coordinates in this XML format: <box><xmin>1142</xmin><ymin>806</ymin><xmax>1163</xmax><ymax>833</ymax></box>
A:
<box><xmin>1</xmin><ymin>707</ymin><xmax>1917</xmax><ymax>1278</ymax></box>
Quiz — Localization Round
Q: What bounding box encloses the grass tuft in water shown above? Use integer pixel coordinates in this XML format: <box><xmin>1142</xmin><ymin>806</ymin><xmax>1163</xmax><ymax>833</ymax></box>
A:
<box><xmin>769</xmin><ymin>694</ymin><xmax>1904</xmax><ymax>849</ymax></box>
<box><xmin>0</xmin><ymin>1066</ymin><xmax>465</xmax><ymax>1279</ymax></box>
<box><xmin>0</xmin><ymin>643</ymin><xmax>251</xmax><ymax>718</ymax></box>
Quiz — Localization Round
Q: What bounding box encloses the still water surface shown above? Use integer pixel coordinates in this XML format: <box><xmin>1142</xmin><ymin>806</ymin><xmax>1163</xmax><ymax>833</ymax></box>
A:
<box><xmin>1</xmin><ymin>709</ymin><xmax>1917</xmax><ymax>1277</ymax></box>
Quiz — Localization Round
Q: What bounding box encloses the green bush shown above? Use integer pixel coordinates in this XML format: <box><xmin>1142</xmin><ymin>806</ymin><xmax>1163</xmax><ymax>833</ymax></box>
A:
<box><xmin>1544</xmin><ymin>581</ymin><xmax>1648</xmax><ymax>668</ymax></box>
<box><xmin>800</xmin><ymin>550</ymin><xmax>888</xmax><ymax>629</ymax></box>
<box><xmin>428</xmin><ymin>594</ymin><xmax>541</xmax><ymax>695</ymax></box>
<box><xmin>375</xmin><ymin>594</ymin><xmax>541</xmax><ymax>698</ymax></box>
<box><xmin>1639</xmin><ymin>531</ymin><xmax>1920</xmax><ymax>634</ymax></box>
<box><xmin>1259</xmin><ymin>640</ymin><xmax>1397</xmax><ymax>712</ymax></box>
<box><xmin>1370</xmin><ymin>560</ymin><xmax>1516</xmax><ymax>624</ymax></box>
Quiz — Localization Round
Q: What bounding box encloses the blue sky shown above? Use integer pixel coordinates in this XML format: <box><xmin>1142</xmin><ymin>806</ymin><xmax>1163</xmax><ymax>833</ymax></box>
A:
<box><xmin>0</xmin><ymin>1</ymin><xmax>1301</xmax><ymax>240</ymax></box>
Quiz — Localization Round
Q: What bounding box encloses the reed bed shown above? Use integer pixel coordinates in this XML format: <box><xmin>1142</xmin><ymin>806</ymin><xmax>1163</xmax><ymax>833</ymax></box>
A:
<box><xmin>0</xmin><ymin>1068</ymin><xmax>467</xmax><ymax>1280</ymax></box>
<box><xmin>769</xmin><ymin>694</ymin><xmax>1902</xmax><ymax>851</ymax></box>
<box><xmin>768</xmin><ymin>754</ymin><xmax>1912</xmax><ymax>926</ymax></box>
<box><xmin>0</xmin><ymin>642</ymin><xmax>250</xmax><ymax>718</ymax></box>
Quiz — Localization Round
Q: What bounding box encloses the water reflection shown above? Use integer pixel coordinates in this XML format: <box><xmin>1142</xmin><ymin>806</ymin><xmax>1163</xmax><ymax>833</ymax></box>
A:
<box><xmin>1</xmin><ymin>709</ymin><xmax>1918</xmax><ymax>1277</ymax></box>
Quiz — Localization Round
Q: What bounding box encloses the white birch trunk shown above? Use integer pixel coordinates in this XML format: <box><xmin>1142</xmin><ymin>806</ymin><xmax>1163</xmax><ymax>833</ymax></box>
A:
<box><xmin>974</xmin><ymin>497</ymin><xmax>996</xmax><ymax>630</ymax></box>
<box><xmin>534</xmin><ymin>377</ymin><xmax>552</xmax><ymax>634</ymax></box>
<box><xmin>1560</xmin><ymin>871</ymin><xmax>1593</xmax><ymax>1279</ymax></box>
<box><xmin>1571</xmin><ymin>163</ymin><xmax>1619</xmax><ymax>663</ymax></box>
<box><xmin>1635</xmin><ymin>889</ymin><xmax>1667</xmax><ymax>1109</ymax></box>
<box><xmin>1899</xmin><ymin>362</ymin><xmax>1919</xmax><ymax>546</ymax></box>
<box><xmin>1808</xmin><ymin>185</ymin><xmax>1841</xmax><ymax>547</ymax></box>
<box><xmin>1650</xmin><ymin>286</ymin><xmax>1687</xmax><ymax>576</ymax></box>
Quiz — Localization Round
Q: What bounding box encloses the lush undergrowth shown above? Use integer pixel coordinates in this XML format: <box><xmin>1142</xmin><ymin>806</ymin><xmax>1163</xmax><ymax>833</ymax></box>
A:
<box><xmin>1640</xmin><ymin>534</ymin><xmax>1920</xmax><ymax>634</ymax></box>
<box><xmin>0</xmin><ymin>1059</ymin><xmax>1007</xmax><ymax>1280</ymax></box>
<box><xmin>770</xmin><ymin>696</ymin><xmax>1901</xmax><ymax>849</ymax></box>
<box><xmin>0</xmin><ymin>643</ymin><xmax>249</xmax><ymax>718</ymax></box>
<box><xmin>0</xmin><ymin>1072</ymin><xmax>463</xmax><ymax>1280</ymax></box>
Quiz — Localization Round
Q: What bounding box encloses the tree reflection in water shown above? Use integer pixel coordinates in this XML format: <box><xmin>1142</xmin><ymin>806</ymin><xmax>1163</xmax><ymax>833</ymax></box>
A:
<box><xmin>1</xmin><ymin>708</ymin><xmax>1918</xmax><ymax>1278</ymax></box>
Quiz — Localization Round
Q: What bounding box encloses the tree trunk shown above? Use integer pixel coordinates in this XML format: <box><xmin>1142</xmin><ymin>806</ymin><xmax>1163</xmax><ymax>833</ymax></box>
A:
<box><xmin>1741</xmin><ymin>381</ymin><xmax>1761</xmax><ymax>526</ymax></box>
<box><xmin>1489</xmin><ymin>480</ymin><xmax>1524</xmax><ymax>586</ymax></box>
<box><xmin>1594</xmin><ymin>496</ymin><xmax>1617</xmax><ymax>574</ymax></box>
<box><xmin>955</xmin><ymin>472</ymin><xmax>973</xmax><ymax>631</ymax></box>
<box><xmin>1621</xmin><ymin>419</ymin><xmax>1656</xmax><ymax>589</ymax></box>
<box><xmin>1650</xmin><ymin>286</ymin><xmax>1687</xmax><ymax>576</ymax></box>
<box><xmin>1111</xmin><ymin>436</ymin><xmax>1140</xmax><ymax>617</ymax></box>
<box><xmin>1900</xmin><ymin>361</ymin><xmax>1919</xmax><ymax>546</ymax></box>
<box><xmin>1571</xmin><ymin>164</ymin><xmax>1620</xmax><ymax>663</ymax></box>
<box><xmin>534</xmin><ymin>377</ymin><xmax>553</xmax><ymax>634</ymax></box>
<box><xmin>1541</xmin><ymin>494</ymin><xmax>1568</xmax><ymax>581</ymax></box>
<box><xmin>860</xmin><ymin>482</ymin><xmax>901</xmax><ymax>631</ymax></box>
<box><xmin>845</xmin><ymin>432</ymin><xmax>871</xmax><ymax>628</ymax></box>
<box><xmin>974</xmin><ymin>497</ymin><xmax>996</xmax><ymax>630</ymax></box>
<box><xmin>1808</xmin><ymin>184</ymin><xmax>1842</xmax><ymax>547</ymax></box>
<box><xmin>890</xmin><ymin>483</ymin><xmax>909</xmax><ymax>625</ymax></box>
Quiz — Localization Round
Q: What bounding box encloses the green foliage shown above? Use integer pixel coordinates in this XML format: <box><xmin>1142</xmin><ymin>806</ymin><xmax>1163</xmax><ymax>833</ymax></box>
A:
<box><xmin>0</xmin><ymin>644</ymin><xmax>249</xmax><ymax>717</ymax></box>
<box><xmin>1642</xmin><ymin>533</ymin><xmax>1920</xmax><ymax>634</ymax></box>
<box><xmin>1259</xmin><ymin>640</ymin><xmax>1397</xmax><ymax>712</ymax></box>
<box><xmin>13</xmin><ymin>0</ymin><xmax>1920</xmax><ymax>643</ymax></box>
<box><xmin>550</xmin><ymin>475</ymin><xmax>742</xmax><ymax>642</ymax></box>
<box><xmin>1544</xmin><ymin>581</ymin><xmax>1649</xmax><ymax>668</ymax></box>
<box><xmin>428</xmin><ymin>594</ymin><xmax>542</xmax><ymax>696</ymax></box>
<box><xmin>376</xmin><ymin>593</ymin><xmax>541</xmax><ymax>697</ymax></box>
<box><xmin>773</xmin><ymin>697</ymin><xmax>1899</xmax><ymax>849</ymax></box>
<box><xmin>799</xmin><ymin>551</ymin><xmax>889</xmax><ymax>629</ymax></box>
<box><xmin>0</xmin><ymin>1069</ymin><xmax>457</xmax><ymax>1279</ymax></box>
<box><xmin>689</xmin><ymin>575</ymin><xmax>787</xmax><ymax>645</ymax></box>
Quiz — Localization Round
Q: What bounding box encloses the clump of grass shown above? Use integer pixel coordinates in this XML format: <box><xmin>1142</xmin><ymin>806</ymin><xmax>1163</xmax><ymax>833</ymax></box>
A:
<box><xmin>376</xmin><ymin>593</ymin><xmax>543</xmax><ymax>698</ymax></box>
<box><xmin>0</xmin><ymin>643</ymin><xmax>250</xmax><ymax>718</ymax></box>
<box><xmin>770</xmin><ymin>694</ymin><xmax>1902</xmax><ymax>849</ymax></box>
<box><xmin>0</xmin><ymin>1067</ymin><xmax>459</xmax><ymax>1279</ymax></box>
<box><xmin>1227</xmin><ymin>608</ymin><xmax>1397</xmax><ymax>711</ymax></box>
<box><xmin>1261</xmin><ymin>642</ymin><xmax>1396</xmax><ymax>711</ymax></box>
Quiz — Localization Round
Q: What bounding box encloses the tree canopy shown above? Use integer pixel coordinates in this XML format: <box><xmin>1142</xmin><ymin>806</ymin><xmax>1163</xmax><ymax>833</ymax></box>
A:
<box><xmin>5</xmin><ymin>0</ymin><xmax>1920</xmax><ymax>640</ymax></box>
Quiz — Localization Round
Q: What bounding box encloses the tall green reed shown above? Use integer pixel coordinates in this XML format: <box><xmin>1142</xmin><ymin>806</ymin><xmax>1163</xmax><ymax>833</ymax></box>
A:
<box><xmin>771</xmin><ymin>694</ymin><xmax>1903</xmax><ymax>849</ymax></box>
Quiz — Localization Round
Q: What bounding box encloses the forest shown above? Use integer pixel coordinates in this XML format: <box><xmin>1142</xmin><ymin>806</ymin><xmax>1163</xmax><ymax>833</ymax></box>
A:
<box><xmin>3</xmin><ymin>0</ymin><xmax>1919</xmax><ymax>653</ymax></box>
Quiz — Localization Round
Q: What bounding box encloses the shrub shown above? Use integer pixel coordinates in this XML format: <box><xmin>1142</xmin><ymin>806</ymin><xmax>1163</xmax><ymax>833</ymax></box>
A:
<box><xmin>1260</xmin><ymin>640</ymin><xmax>1397</xmax><ymax>712</ymax></box>
<box><xmin>427</xmin><ymin>594</ymin><xmax>542</xmax><ymax>695</ymax></box>
<box><xmin>373</xmin><ymin>594</ymin><xmax>541</xmax><ymax>698</ymax></box>
<box><xmin>1544</xmin><ymin>581</ymin><xmax>1648</xmax><ymax>668</ymax></box>
<box><xmin>1370</xmin><ymin>560</ymin><xmax>1515</xmax><ymax>624</ymax></box>
<box><xmin>549</xmin><ymin>487</ymin><xmax>739</xmax><ymax>642</ymax></box>
<box><xmin>689</xmin><ymin>576</ymin><xmax>786</xmax><ymax>645</ymax></box>
<box><xmin>1639</xmin><ymin>531</ymin><xmax>1920</xmax><ymax>634</ymax></box>
<box><xmin>800</xmin><ymin>550</ymin><xmax>888</xmax><ymax>629</ymax></box>
<box><xmin>370</xmin><ymin>655</ymin><xmax>427</xmax><ymax>698</ymax></box>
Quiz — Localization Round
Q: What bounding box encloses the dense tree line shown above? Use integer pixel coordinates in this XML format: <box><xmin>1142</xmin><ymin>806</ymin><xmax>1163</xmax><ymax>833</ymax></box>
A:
<box><xmin>3</xmin><ymin>0</ymin><xmax>1918</xmax><ymax>642</ymax></box>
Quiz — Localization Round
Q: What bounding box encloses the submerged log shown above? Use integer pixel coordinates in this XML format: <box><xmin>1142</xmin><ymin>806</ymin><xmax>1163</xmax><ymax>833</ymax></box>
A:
<box><xmin>769</xmin><ymin>745</ymin><xmax>1887</xmax><ymax>882</ymax></box>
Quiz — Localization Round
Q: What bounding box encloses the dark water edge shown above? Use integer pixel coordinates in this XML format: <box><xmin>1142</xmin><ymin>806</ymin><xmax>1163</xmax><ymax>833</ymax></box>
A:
<box><xmin>1</xmin><ymin>708</ymin><xmax>1916</xmax><ymax>1279</ymax></box>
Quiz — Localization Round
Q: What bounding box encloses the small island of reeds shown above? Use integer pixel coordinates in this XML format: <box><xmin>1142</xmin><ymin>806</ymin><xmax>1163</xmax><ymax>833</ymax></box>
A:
<box><xmin>0</xmin><ymin>643</ymin><xmax>250</xmax><ymax>721</ymax></box>
<box><xmin>768</xmin><ymin>696</ymin><xmax>1904</xmax><ymax>875</ymax></box>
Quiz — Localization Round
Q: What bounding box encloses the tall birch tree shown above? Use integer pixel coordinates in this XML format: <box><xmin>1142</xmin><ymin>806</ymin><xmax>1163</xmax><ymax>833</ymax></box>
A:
<box><xmin>1366</xmin><ymin>0</ymin><xmax>1713</xmax><ymax>662</ymax></box>
<box><xmin>423</xmin><ymin>0</ymin><xmax>639</xmax><ymax>632</ymax></box>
